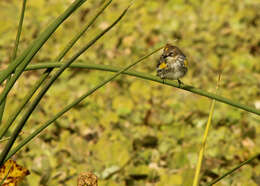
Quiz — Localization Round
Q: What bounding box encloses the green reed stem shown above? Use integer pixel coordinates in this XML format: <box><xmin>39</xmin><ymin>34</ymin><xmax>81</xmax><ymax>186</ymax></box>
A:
<box><xmin>0</xmin><ymin>4</ymin><xmax>130</xmax><ymax>166</ymax></box>
<box><xmin>21</xmin><ymin>62</ymin><xmax>260</xmax><ymax>116</ymax></box>
<box><xmin>0</xmin><ymin>0</ymin><xmax>87</xmax><ymax>104</ymax></box>
<box><xmin>206</xmin><ymin>153</ymin><xmax>260</xmax><ymax>186</ymax></box>
<box><xmin>0</xmin><ymin>0</ymin><xmax>112</xmax><ymax>139</ymax></box>
<box><xmin>5</xmin><ymin>46</ymin><xmax>163</xmax><ymax>162</ymax></box>
<box><xmin>0</xmin><ymin>0</ymin><xmax>27</xmax><ymax>125</ymax></box>
<box><xmin>193</xmin><ymin>75</ymin><xmax>221</xmax><ymax>186</ymax></box>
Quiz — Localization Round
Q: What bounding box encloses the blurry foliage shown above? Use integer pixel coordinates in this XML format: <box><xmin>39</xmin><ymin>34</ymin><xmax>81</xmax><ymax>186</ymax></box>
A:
<box><xmin>0</xmin><ymin>0</ymin><xmax>260</xmax><ymax>185</ymax></box>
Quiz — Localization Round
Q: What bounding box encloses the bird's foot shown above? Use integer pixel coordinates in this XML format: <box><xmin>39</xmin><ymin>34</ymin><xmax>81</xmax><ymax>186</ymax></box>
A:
<box><xmin>177</xmin><ymin>79</ymin><xmax>184</xmax><ymax>88</ymax></box>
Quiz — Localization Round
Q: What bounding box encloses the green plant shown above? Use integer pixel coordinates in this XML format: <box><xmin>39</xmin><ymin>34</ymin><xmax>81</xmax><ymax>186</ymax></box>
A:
<box><xmin>0</xmin><ymin>0</ymin><xmax>259</xmax><ymax>185</ymax></box>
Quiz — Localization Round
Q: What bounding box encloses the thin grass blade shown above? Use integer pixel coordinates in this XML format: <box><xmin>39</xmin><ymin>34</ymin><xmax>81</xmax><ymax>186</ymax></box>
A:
<box><xmin>0</xmin><ymin>4</ymin><xmax>130</xmax><ymax>166</ymax></box>
<box><xmin>206</xmin><ymin>153</ymin><xmax>260</xmax><ymax>186</ymax></box>
<box><xmin>57</xmin><ymin>0</ymin><xmax>112</xmax><ymax>61</ymax></box>
<box><xmin>0</xmin><ymin>0</ymin><xmax>27</xmax><ymax>125</ymax></box>
<box><xmin>21</xmin><ymin>62</ymin><xmax>260</xmax><ymax>116</ymax></box>
<box><xmin>0</xmin><ymin>0</ymin><xmax>112</xmax><ymax>139</ymax></box>
<box><xmin>193</xmin><ymin>75</ymin><xmax>221</xmax><ymax>186</ymax></box>
<box><xmin>5</xmin><ymin>46</ymin><xmax>163</xmax><ymax>162</ymax></box>
<box><xmin>0</xmin><ymin>0</ymin><xmax>87</xmax><ymax>104</ymax></box>
<box><xmin>0</xmin><ymin>166</ymin><xmax>11</xmax><ymax>186</ymax></box>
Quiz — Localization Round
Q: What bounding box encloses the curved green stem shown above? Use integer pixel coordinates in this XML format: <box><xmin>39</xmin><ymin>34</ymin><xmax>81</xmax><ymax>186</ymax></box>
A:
<box><xmin>0</xmin><ymin>0</ymin><xmax>112</xmax><ymax>139</ymax></box>
<box><xmin>0</xmin><ymin>0</ymin><xmax>27</xmax><ymax>125</ymax></box>
<box><xmin>0</xmin><ymin>0</ymin><xmax>87</xmax><ymax>103</ymax></box>
<box><xmin>23</xmin><ymin>62</ymin><xmax>260</xmax><ymax>116</ymax></box>
<box><xmin>0</xmin><ymin>4</ymin><xmax>130</xmax><ymax>166</ymax></box>
<box><xmin>5</xmin><ymin>46</ymin><xmax>164</xmax><ymax>162</ymax></box>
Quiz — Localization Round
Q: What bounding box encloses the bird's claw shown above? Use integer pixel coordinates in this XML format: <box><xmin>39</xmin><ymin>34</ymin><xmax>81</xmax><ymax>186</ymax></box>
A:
<box><xmin>177</xmin><ymin>79</ymin><xmax>184</xmax><ymax>88</ymax></box>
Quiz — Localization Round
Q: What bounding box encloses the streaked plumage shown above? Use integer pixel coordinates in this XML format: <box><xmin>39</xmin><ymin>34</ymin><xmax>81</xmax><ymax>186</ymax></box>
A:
<box><xmin>157</xmin><ymin>44</ymin><xmax>188</xmax><ymax>84</ymax></box>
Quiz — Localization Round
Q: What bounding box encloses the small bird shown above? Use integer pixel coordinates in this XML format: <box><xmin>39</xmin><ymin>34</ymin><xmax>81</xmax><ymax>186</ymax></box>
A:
<box><xmin>157</xmin><ymin>44</ymin><xmax>188</xmax><ymax>86</ymax></box>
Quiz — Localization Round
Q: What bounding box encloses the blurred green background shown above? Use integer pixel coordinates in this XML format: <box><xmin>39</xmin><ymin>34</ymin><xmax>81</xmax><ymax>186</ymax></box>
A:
<box><xmin>0</xmin><ymin>0</ymin><xmax>260</xmax><ymax>185</ymax></box>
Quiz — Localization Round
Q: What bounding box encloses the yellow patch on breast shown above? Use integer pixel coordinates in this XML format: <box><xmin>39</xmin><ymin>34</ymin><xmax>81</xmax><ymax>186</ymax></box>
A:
<box><xmin>159</xmin><ymin>62</ymin><xmax>167</xmax><ymax>69</ymax></box>
<box><xmin>184</xmin><ymin>59</ymin><xmax>188</xmax><ymax>67</ymax></box>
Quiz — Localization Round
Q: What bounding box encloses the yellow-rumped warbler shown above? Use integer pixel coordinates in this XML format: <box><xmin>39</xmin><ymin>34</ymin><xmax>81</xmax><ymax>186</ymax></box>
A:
<box><xmin>157</xmin><ymin>44</ymin><xmax>188</xmax><ymax>86</ymax></box>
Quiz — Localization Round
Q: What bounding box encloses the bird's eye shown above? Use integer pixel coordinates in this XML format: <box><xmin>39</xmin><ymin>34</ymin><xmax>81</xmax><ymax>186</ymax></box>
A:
<box><xmin>169</xmin><ymin>52</ymin><xmax>174</xmax><ymax>56</ymax></box>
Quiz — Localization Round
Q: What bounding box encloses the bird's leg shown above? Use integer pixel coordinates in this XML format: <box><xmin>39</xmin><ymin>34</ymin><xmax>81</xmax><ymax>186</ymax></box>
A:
<box><xmin>177</xmin><ymin>79</ymin><xmax>183</xmax><ymax>88</ymax></box>
<box><xmin>163</xmin><ymin>78</ymin><xmax>165</xmax><ymax>84</ymax></box>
